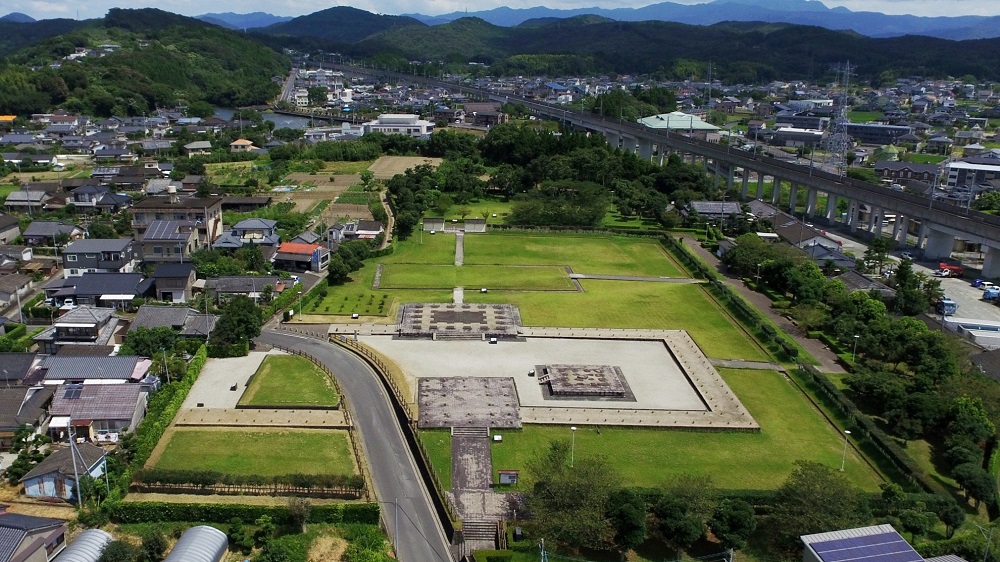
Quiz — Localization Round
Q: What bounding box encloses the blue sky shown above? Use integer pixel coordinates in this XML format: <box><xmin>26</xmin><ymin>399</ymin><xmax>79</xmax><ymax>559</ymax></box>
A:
<box><xmin>6</xmin><ymin>0</ymin><xmax>999</xmax><ymax>21</ymax></box>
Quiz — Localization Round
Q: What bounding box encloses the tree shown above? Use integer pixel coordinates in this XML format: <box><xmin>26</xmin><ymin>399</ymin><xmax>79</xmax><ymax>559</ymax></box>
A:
<box><xmin>87</xmin><ymin>222</ymin><xmax>118</xmax><ymax>239</ymax></box>
<box><xmin>209</xmin><ymin>295</ymin><xmax>262</xmax><ymax>347</ymax></box>
<box><xmin>709</xmin><ymin>499</ymin><xmax>757</xmax><ymax>551</ymax></box>
<box><xmin>99</xmin><ymin>540</ymin><xmax>141</xmax><ymax>562</ymax></box>
<box><xmin>307</xmin><ymin>87</ymin><xmax>328</xmax><ymax>108</ymax></box>
<box><xmin>525</xmin><ymin>439</ymin><xmax>621</xmax><ymax>551</ymax></box>
<box><xmin>139</xmin><ymin>529</ymin><xmax>168</xmax><ymax>562</ymax></box>
<box><xmin>863</xmin><ymin>237</ymin><xmax>889</xmax><ymax>274</ymax></box>
<box><xmin>953</xmin><ymin>463</ymin><xmax>997</xmax><ymax>508</ymax></box>
<box><xmin>289</xmin><ymin>497</ymin><xmax>311</xmax><ymax>533</ymax></box>
<box><xmin>950</xmin><ymin>396</ymin><xmax>997</xmax><ymax>446</ymax></box>
<box><xmin>653</xmin><ymin>475</ymin><xmax>715</xmax><ymax>550</ymax></box>
<box><xmin>606</xmin><ymin>488</ymin><xmax>647</xmax><ymax>554</ymax></box>
<box><xmin>899</xmin><ymin>504</ymin><xmax>936</xmax><ymax>543</ymax></box>
<box><xmin>768</xmin><ymin>461</ymin><xmax>867</xmax><ymax>553</ymax></box>
<box><xmin>119</xmin><ymin>327</ymin><xmax>176</xmax><ymax>358</ymax></box>
<box><xmin>327</xmin><ymin>254</ymin><xmax>352</xmax><ymax>285</ymax></box>
<box><xmin>937</xmin><ymin>500</ymin><xmax>966</xmax><ymax>539</ymax></box>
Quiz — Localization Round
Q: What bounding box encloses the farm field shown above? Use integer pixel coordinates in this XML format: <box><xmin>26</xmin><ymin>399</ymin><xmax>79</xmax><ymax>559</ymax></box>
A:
<box><xmin>154</xmin><ymin>428</ymin><xmax>357</xmax><ymax>477</ymax></box>
<box><xmin>485</xmin><ymin>369</ymin><xmax>882</xmax><ymax>491</ymax></box>
<box><xmin>239</xmin><ymin>355</ymin><xmax>340</xmax><ymax>407</ymax></box>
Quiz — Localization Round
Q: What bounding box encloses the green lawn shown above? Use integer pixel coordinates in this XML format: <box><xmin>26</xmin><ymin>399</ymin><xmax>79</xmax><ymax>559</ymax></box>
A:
<box><xmin>488</xmin><ymin>369</ymin><xmax>882</xmax><ymax>491</ymax></box>
<box><xmin>902</xmin><ymin>153</ymin><xmax>948</xmax><ymax>165</ymax></box>
<box><xmin>420</xmin><ymin>429</ymin><xmax>453</xmax><ymax>491</ymax></box>
<box><xmin>155</xmin><ymin>429</ymin><xmax>357</xmax><ymax>476</ymax></box>
<box><xmin>383</xmin><ymin>234</ymin><xmax>456</xmax><ymax>265</ymax></box>
<box><xmin>467</xmin><ymin>281</ymin><xmax>768</xmax><ymax>361</ymax></box>
<box><xmin>429</xmin><ymin>198</ymin><xmax>514</xmax><ymax>225</ymax></box>
<box><xmin>463</xmin><ymin>234</ymin><xmax>686</xmax><ymax>278</ymax></box>
<box><xmin>380</xmin><ymin>264</ymin><xmax>575</xmax><ymax>290</ymax></box>
<box><xmin>239</xmin><ymin>355</ymin><xmax>340</xmax><ymax>407</ymax></box>
<box><xmin>847</xmin><ymin>111</ymin><xmax>884</xmax><ymax>123</ymax></box>
<box><xmin>0</xmin><ymin>184</ymin><xmax>19</xmax><ymax>205</ymax></box>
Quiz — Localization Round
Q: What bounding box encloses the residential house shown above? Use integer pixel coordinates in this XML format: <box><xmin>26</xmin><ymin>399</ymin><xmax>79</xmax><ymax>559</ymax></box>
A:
<box><xmin>0</xmin><ymin>215</ymin><xmax>20</xmax><ymax>244</ymax></box>
<box><xmin>183</xmin><ymin>140</ymin><xmax>212</xmax><ymax>156</ymax></box>
<box><xmin>30</xmin><ymin>355</ymin><xmax>151</xmax><ymax>388</ymax></box>
<box><xmin>873</xmin><ymin>161</ymin><xmax>940</xmax><ymax>183</ymax></box>
<box><xmin>42</xmin><ymin>273</ymin><xmax>152</xmax><ymax>310</ymax></box>
<box><xmin>48</xmin><ymin>383</ymin><xmax>147</xmax><ymax>440</ymax></box>
<box><xmin>273</xmin><ymin>242</ymin><xmax>330</xmax><ymax>272</ymax></box>
<box><xmin>0</xmin><ymin>387</ymin><xmax>50</xmax><ymax>451</ymax></box>
<box><xmin>290</xmin><ymin>230</ymin><xmax>321</xmax><ymax>245</ymax></box>
<box><xmin>843</xmin><ymin>123</ymin><xmax>912</xmax><ymax>145</ymax></box>
<box><xmin>130</xmin><ymin>194</ymin><xmax>224</xmax><ymax>248</ymax></box>
<box><xmin>229</xmin><ymin>139</ymin><xmax>256</xmax><ymax>153</ymax></box>
<box><xmin>926</xmin><ymin>135</ymin><xmax>953</xmax><ymax>154</ymax></box>
<box><xmin>0</xmin><ymin>509</ymin><xmax>68</xmax><ymax>562</ymax></box>
<box><xmin>136</xmin><ymin>220</ymin><xmax>198</xmax><ymax>263</ymax></box>
<box><xmin>0</xmin><ymin>245</ymin><xmax>32</xmax><ymax>275</ymax></box>
<box><xmin>0</xmin><ymin>353</ymin><xmax>38</xmax><ymax>387</ymax></box>
<box><xmin>683</xmin><ymin>201</ymin><xmax>744</xmax><ymax>221</ymax></box>
<box><xmin>61</xmin><ymin>238</ymin><xmax>136</xmax><ymax>278</ymax></box>
<box><xmin>212</xmin><ymin>218</ymin><xmax>280</xmax><ymax>250</ymax></box>
<box><xmin>151</xmin><ymin>262</ymin><xmax>196</xmax><ymax>303</ymax></box>
<box><xmin>21</xmin><ymin>443</ymin><xmax>106</xmax><ymax>501</ymax></box>
<box><xmin>771</xmin><ymin>211</ymin><xmax>840</xmax><ymax>250</ymax></box>
<box><xmin>21</xmin><ymin>222</ymin><xmax>82</xmax><ymax>246</ymax></box>
<box><xmin>4</xmin><ymin>191</ymin><xmax>51</xmax><ymax>214</ymax></box>
<box><xmin>130</xmin><ymin>304</ymin><xmax>217</xmax><ymax>338</ymax></box>
<box><xmin>803</xmin><ymin>245</ymin><xmax>857</xmax><ymax>271</ymax></box>
<box><xmin>0</xmin><ymin>274</ymin><xmax>32</xmax><ymax>308</ymax></box>
<box><xmin>329</xmin><ymin>220</ymin><xmax>385</xmax><ymax>244</ymax></box>
<box><xmin>205</xmin><ymin>276</ymin><xmax>287</xmax><ymax>303</ymax></box>
<box><xmin>834</xmin><ymin>270</ymin><xmax>896</xmax><ymax>298</ymax></box>
<box><xmin>31</xmin><ymin>306</ymin><xmax>125</xmax><ymax>354</ymax></box>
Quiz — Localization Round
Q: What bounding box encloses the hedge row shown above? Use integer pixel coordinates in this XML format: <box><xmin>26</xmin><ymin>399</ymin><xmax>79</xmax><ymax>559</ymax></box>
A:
<box><xmin>105</xmin><ymin>346</ymin><xmax>208</xmax><ymax>505</ymax></box>
<box><xmin>263</xmin><ymin>284</ymin><xmax>302</xmax><ymax>319</ymax></box>
<box><xmin>793</xmin><ymin>365</ymin><xmax>943</xmax><ymax>494</ymax></box>
<box><xmin>661</xmin><ymin>236</ymin><xmax>799</xmax><ymax>358</ymax></box>
<box><xmin>135</xmin><ymin>468</ymin><xmax>363</xmax><ymax>491</ymax></box>
<box><xmin>3</xmin><ymin>324</ymin><xmax>26</xmax><ymax>340</ymax></box>
<box><xmin>107</xmin><ymin>501</ymin><xmax>379</xmax><ymax>525</ymax></box>
<box><xmin>207</xmin><ymin>340</ymin><xmax>249</xmax><ymax>358</ymax></box>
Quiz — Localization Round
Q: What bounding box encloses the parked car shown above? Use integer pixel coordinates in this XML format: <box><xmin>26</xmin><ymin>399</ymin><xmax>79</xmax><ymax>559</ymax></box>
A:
<box><xmin>900</xmin><ymin>252</ymin><xmax>915</xmax><ymax>261</ymax></box>
<box><xmin>981</xmin><ymin>282</ymin><xmax>997</xmax><ymax>292</ymax></box>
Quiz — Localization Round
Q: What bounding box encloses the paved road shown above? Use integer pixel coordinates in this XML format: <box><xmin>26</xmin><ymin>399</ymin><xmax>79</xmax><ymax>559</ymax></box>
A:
<box><xmin>256</xmin><ymin>331</ymin><xmax>453</xmax><ymax>562</ymax></box>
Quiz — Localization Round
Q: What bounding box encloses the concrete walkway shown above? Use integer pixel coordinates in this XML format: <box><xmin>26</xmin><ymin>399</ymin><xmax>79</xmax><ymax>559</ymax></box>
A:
<box><xmin>174</xmin><ymin>408</ymin><xmax>348</xmax><ymax>429</ymax></box>
<box><xmin>454</xmin><ymin>232</ymin><xmax>465</xmax><ymax>266</ymax></box>
<box><xmin>568</xmin><ymin>273</ymin><xmax>705</xmax><ymax>283</ymax></box>
<box><xmin>679</xmin><ymin>237</ymin><xmax>846</xmax><ymax>374</ymax></box>
<box><xmin>452</xmin><ymin>287</ymin><xmax>464</xmax><ymax>304</ymax></box>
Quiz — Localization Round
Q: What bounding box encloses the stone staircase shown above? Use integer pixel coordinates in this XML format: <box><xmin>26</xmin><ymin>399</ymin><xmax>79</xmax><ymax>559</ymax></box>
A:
<box><xmin>461</xmin><ymin>519</ymin><xmax>498</xmax><ymax>543</ymax></box>
<box><xmin>451</xmin><ymin>426</ymin><xmax>490</xmax><ymax>438</ymax></box>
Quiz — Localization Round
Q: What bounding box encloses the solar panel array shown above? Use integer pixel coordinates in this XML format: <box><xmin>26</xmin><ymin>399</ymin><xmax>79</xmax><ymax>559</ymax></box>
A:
<box><xmin>63</xmin><ymin>385</ymin><xmax>83</xmax><ymax>400</ymax></box>
<box><xmin>811</xmin><ymin>531</ymin><xmax>923</xmax><ymax>562</ymax></box>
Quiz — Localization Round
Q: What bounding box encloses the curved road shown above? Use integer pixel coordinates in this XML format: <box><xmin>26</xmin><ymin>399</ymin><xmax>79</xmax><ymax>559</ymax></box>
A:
<box><xmin>257</xmin><ymin>330</ymin><xmax>453</xmax><ymax>562</ymax></box>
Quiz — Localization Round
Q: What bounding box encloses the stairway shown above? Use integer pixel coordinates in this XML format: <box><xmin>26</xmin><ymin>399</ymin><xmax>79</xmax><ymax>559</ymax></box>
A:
<box><xmin>451</xmin><ymin>426</ymin><xmax>490</xmax><ymax>438</ymax></box>
<box><xmin>461</xmin><ymin>519</ymin><xmax>498</xmax><ymax>543</ymax></box>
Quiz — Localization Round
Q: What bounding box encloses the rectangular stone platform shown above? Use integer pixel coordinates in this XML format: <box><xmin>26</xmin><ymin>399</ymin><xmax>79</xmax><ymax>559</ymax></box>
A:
<box><xmin>418</xmin><ymin>377</ymin><xmax>522</xmax><ymax>429</ymax></box>
<box><xmin>398</xmin><ymin>303</ymin><xmax>522</xmax><ymax>339</ymax></box>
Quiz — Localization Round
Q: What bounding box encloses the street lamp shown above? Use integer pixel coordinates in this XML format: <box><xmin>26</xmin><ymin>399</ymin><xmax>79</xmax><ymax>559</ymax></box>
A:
<box><xmin>852</xmin><ymin>334</ymin><xmax>860</xmax><ymax>362</ymax></box>
<box><xmin>840</xmin><ymin>429</ymin><xmax>852</xmax><ymax>471</ymax></box>
<box><xmin>570</xmin><ymin>426</ymin><xmax>577</xmax><ymax>468</ymax></box>
<box><xmin>756</xmin><ymin>263</ymin><xmax>762</xmax><ymax>286</ymax></box>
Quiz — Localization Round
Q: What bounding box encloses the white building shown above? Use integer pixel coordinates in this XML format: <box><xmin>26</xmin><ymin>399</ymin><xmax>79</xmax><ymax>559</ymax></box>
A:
<box><xmin>362</xmin><ymin>114</ymin><xmax>434</xmax><ymax>137</ymax></box>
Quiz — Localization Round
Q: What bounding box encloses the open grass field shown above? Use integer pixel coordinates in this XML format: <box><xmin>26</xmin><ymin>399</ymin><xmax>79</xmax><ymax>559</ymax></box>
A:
<box><xmin>380</xmin><ymin>264</ymin><xmax>575</xmax><ymax>290</ymax></box>
<box><xmin>463</xmin><ymin>234</ymin><xmax>686</xmax><ymax>278</ymax></box>
<box><xmin>902</xmin><ymin>153</ymin><xmax>948</xmax><ymax>165</ymax></box>
<box><xmin>383</xmin><ymin>234</ymin><xmax>456</xmax><ymax>265</ymax></box>
<box><xmin>420</xmin><ymin>429</ymin><xmax>453</xmax><ymax>491</ymax></box>
<box><xmin>204</xmin><ymin>161</ymin><xmax>260</xmax><ymax>187</ymax></box>
<box><xmin>368</xmin><ymin>156</ymin><xmax>442</xmax><ymax>179</ymax></box>
<box><xmin>239</xmin><ymin>355</ymin><xmax>340</xmax><ymax>407</ymax></box>
<box><xmin>847</xmin><ymin>111</ymin><xmax>884</xmax><ymax>123</ymax></box>
<box><xmin>154</xmin><ymin>428</ymin><xmax>357</xmax><ymax>476</ymax></box>
<box><xmin>428</xmin><ymin>199</ymin><xmax>514</xmax><ymax>225</ymax></box>
<box><xmin>466</xmin><ymin>281</ymin><xmax>768</xmax><ymax>361</ymax></box>
<box><xmin>487</xmin><ymin>369</ymin><xmax>882</xmax><ymax>491</ymax></box>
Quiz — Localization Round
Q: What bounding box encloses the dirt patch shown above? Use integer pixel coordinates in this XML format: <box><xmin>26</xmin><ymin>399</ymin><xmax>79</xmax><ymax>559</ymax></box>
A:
<box><xmin>0</xmin><ymin>485</ymin><xmax>76</xmax><ymax>520</ymax></box>
<box><xmin>322</xmin><ymin>203</ymin><xmax>373</xmax><ymax>223</ymax></box>
<box><xmin>308</xmin><ymin>533</ymin><xmax>348</xmax><ymax>562</ymax></box>
<box><xmin>368</xmin><ymin>156</ymin><xmax>442</xmax><ymax>180</ymax></box>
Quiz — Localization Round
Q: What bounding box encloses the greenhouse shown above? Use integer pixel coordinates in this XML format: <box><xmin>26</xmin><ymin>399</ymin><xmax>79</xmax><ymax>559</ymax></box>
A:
<box><xmin>52</xmin><ymin>529</ymin><xmax>112</xmax><ymax>562</ymax></box>
<box><xmin>163</xmin><ymin>525</ymin><xmax>228</xmax><ymax>562</ymax></box>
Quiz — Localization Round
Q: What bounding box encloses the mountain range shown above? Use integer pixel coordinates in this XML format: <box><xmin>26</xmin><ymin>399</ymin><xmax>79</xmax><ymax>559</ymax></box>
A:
<box><xmin>403</xmin><ymin>0</ymin><xmax>1000</xmax><ymax>40</ymax></box>
<box><xmin>195</xmin><ymin>12</ymin><xmax>292</xmax><ymax>29</ymax></box>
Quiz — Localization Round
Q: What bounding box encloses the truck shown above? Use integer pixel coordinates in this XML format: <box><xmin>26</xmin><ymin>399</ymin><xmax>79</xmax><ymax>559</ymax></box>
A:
<box><xmin>939</xmin><ymin>263</ymin><xmax>965</xmax><ymax>277</ymax></box>
<box><xmin>936</xmin><ymin>298</ymin><xmax>958</xmax><ymax>315</ymax></box>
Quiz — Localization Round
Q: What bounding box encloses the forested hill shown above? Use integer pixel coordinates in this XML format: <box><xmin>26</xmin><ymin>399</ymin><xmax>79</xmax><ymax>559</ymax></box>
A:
<box><xmin>260</xmin><ymin>7</ymin><xmax>425</xmax><ymax>43</ymax></box>
<box><xmin>351</xmin><ymin>17</ymin><xmax>1000</xmax><ymax>81</ymax></box>
<box><xmin>0</xmin><ymin>18</ymin><xmax>89</xmax><ymax>57</ymax></box>
<box><xmin>0</xmin><ymin>8</ymin><xmax>288</xmax><ymax>116</ymax></box>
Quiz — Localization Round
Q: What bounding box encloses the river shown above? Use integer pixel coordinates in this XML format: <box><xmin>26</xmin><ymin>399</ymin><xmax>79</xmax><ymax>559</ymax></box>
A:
<box><xmin>213</xmin><ymin>107</ymin><xmax>313</xmax><ymax>130</ymax></box>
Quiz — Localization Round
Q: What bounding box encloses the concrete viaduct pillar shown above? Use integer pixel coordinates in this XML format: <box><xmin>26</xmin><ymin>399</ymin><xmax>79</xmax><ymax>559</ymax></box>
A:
<box><xmin>637</xmin><ymin>138</ymin><xmax>653</xmax><ymax>161</ymax></box>
<box><xmin>866</xmin><ymin>206</ymin><xmax>878</xmax><ymax>232</ymax></box>
<box><xmin>917</xmin><ymin>223</ymin><xmax>928</xmax><ymax>250</ymax></box>
<box><xmin>891</xmin><ymin>216</ymin><xmax>908</xmax><ymax>247</ymax></box>
<box><xmin>825</xmin><ymin>193</ymin><xmax>838</xmax><ymax>223</ymax></box>
<box><xmin>741</xmin><ymin>172</ymin><xmax>750</xmax><ymax>199</ymax></box>
<box><xmin>771</xmin><ymin>178</ymin><xmax>781</xmax><ymax>205</ymax></box>
<box><xmin>849</xmin><ymin>200</ymin><xmax>860</xmax><ymax>232</ymax></box>
<box><xmin>727</xmin><ymin>166</ymin><xmax>735</xmax><ymax>194</ymax></box>
<box><xmin>923</xmin><ymin>228</ymin><xmax>955</xmax><ymax>260</ymax></box>
<box><xmin>805</xmin><ymin>188</ymin><xmax>818</xmax><ymax>217</ymax></box>
<box><xmin>604</xmin><ymin>131</ymin><xmax>620</xmax><ymax>149</ymax></box>
<box><xmin>714</xmin><ymin>162</ymin><xmax>722</xmax><ymax>189</ymax></box>
<box><xmin>788</xmin><ymin>182</ymin><xmax>799</xmax><ymax>214</ymax></box>
<box><xmin>756</xmin><ymin>174</ymin><xmax>765</xmax><ymax>200</ymax></box>
<box><xmin>982</xmin><ymin>247</ymin><xmax>1000</xmax><ymax>278</ymax></box>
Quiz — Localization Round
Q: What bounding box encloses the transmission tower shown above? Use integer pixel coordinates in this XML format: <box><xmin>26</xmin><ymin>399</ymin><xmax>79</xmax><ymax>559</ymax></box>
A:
<box><xmin>824</xmin><ymin>61</ymin><xmax>855</xmax><ymax>177</ymax></box>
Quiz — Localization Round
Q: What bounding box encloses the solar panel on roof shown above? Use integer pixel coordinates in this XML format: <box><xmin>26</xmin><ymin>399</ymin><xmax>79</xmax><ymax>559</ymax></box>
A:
<box><xmin>811</xmin><ymin>531</ymin><xmax>922</xmax><ymax>562</ymax></box>
<box><xmin>64</xmin><ymin>385</ymin><xmax>83</xmax><ymax>400</ymax></box>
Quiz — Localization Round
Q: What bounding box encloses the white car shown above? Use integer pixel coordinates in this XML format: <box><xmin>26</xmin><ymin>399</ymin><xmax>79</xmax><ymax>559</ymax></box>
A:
<box><xmin>900</xmin><ymin>252</ymin><xmax>915</xmax><ymax>261</ymax></box>
<box><xmin>980</xmin><ymin>282</ymin><xmax>997</xmax><ymax>291</ymax></box>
